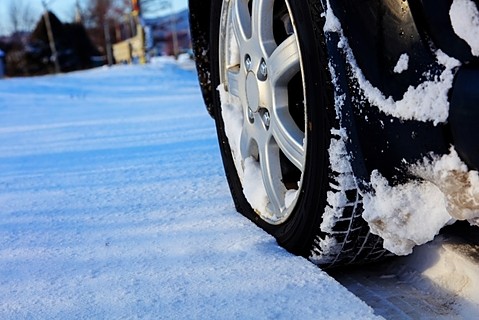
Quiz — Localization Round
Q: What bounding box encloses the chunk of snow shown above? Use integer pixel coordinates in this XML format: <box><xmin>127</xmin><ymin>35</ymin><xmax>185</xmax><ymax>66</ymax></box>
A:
<box><xmin>363</xmin><ymin>147</ymin><xmax>479</xmax><ymax>255</ymax></box>
<box><xmin>450</xmin><ymin>0</ymin><xmax>479</xmax><ymax>56</ymax></box>
<box><xmin>323</xmin><ymin>0</ymin><xmax>342</xmax><ymax>33</ymax></box>
<box><xmin>393</xmin><ymin>54</ymin><xmax>409</xmax><ymax>74</ymax></box>
<box><xmin>362</xmin><ymin>170</ymin><xmax>452</xmax><ymax>255</ymax></box>
<box><xmin>411</xmin><ymin>148</ymin><xmax>479</xmax><ymax>223</ymax></box>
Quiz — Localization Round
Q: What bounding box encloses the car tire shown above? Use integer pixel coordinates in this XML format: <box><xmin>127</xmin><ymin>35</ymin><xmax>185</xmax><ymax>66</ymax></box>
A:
<box><xmin>209</xmin><ymin>0</ymin><xmax>388</xmax><ymax>267</ymax></box>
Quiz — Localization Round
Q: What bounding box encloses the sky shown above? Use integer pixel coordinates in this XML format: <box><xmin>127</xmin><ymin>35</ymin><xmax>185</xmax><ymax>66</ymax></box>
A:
<box><xmin>0</xmin><ymin>0</ymin><xmax>188</xmax><ymax>34</ymax></box>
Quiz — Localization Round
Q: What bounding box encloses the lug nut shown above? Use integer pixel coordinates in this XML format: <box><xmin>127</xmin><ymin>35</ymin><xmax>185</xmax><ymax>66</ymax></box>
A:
<box><xmin>262</xmin><ymin>110</ymin><xmax>271</xmax><ymax>128</ymax></box>
<box><xmin>260</xmin><ymin>60</ymin><xmax>267</xmax><ymax>76</ymax></box>
<box><xmin>248</xmin><ymin>107</ymin><xmax>254</xmax><ymax>122</ymax></box>
<box><xmin>257</xmin><ymin>58</ymin><xmax>268</xmax><ymax>81</ymax></box>
<box><xmin>245</xmin><ymin>55</ymin><xmax>252</xmax><ymax>71</ymax></box>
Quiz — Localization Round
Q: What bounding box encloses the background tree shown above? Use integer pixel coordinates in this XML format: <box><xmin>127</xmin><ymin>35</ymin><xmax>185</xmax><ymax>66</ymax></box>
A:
<box><xmin>139</xmin><ymin>0</ymin><xmax>171</xmax><ymax>18</ymax></box>
<box><xmin>8</xmin><ymin>0</ymin><xmax>35</xmax><ymax>34</ymax></box>
<box><xmin>80</xmin><ymin>0</ymin><xmax>130</xmax><ymax>55</ymax></box>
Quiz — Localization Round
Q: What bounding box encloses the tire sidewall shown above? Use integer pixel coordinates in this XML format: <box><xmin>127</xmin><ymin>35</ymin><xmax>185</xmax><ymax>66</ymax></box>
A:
<box><xmin>210</xmin><ymin>0</ymin><xmax>334</xmax><ymax>256</ymax></box>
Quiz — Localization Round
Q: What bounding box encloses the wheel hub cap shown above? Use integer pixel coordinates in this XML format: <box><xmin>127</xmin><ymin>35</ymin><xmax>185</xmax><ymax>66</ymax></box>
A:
<box><xmin>245</xmin><ymin>71</ymin><xmax>260</xmax><ymax>114</ymax></box>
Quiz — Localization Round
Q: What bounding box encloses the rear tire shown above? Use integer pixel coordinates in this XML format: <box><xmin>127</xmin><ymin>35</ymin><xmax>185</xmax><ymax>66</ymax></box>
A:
<box><xmin>210</xmin><ymin>0</ymin><xmax>388</xmax><ymax>267</ymax></box>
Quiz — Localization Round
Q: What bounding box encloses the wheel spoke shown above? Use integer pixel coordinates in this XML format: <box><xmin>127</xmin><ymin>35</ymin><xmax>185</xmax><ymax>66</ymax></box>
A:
<box><xmin>268</xmin><ymin>34</ymin><xmax>300</xmax><ymax>86</ymax></box>
<box><xmin>259</xmin><ymin>140</ymin><xmax>285</xmax><ymax>214</ymax></box>
<box><xmin>239</xmin><ymin>125</ymin><xmax>253</xmax><ymax>162</ymax></box>
<box><xmin>271</xmin><ymin>107</ymin><xmax>305</xmax><ymax>171</ymax></box>
<box><xmin>232</xmin><ymin>0</ymin><xmax>252</xmax><ymax>45</ymax></box>
<box><xmin>251</xmin><ymin>0</ymin><xmax>276</xmax><ymax>56</ymax></box>
<box><xmin>226</xmin><ymin>67</ymin><xmax>240</xmax><ymax>97</ymax></box>
<box><xmin>220</xmin><ymin>0</ymin><xmax>306</xmax><ymax>224</ymax></box>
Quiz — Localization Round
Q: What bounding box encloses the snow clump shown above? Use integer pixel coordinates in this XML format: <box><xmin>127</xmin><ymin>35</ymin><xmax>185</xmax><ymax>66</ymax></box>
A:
<box><xmin>450</xmin><ymin>0</ymin><xmax>479</xmax><ymax>56</ymax></box>
<box><xmin>362</xmin><ymin>170</ymin><xmax>452</xmax><ymax>256</ymax></box>
<box><xmin>411</xmin><ymin>148</ymin><xmax>479</xmax><ymax>223</ymax></box>
<box><xmin>363</xmin><ymin>148</ymin><xmax>479</xmax><ymax>256</ymax></box>
<box><xmin>393</xmin><ymin>53</ymin><xmax>409</xmax><ymax>74</ymax></box>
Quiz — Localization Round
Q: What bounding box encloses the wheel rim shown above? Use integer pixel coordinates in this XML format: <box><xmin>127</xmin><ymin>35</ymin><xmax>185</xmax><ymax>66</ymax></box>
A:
<box><xmin>219</xmin><ymin>0</ymin><xmax>307</xmax><ymax>224</ymax></box>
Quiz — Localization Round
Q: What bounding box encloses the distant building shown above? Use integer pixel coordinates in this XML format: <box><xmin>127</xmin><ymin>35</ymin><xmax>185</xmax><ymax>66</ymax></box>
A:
<box><xmin>27</xmin><ymin>12</ymin><xmax>101</xmax><ymax>75</ymax></box>
<box><xmin>142</xmin><ymin>9</ymin><xmax>191</xmax><ymax>57</ymax></box>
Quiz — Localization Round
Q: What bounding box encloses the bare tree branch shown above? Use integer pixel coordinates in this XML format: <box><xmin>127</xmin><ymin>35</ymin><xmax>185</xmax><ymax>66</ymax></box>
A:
<box><xmin>140</xmin><ymin>0</ymin><xmax>171</xmax><ymax>18</ymax></box>
<box><xmin>8</xmin><ymin>0</ymin><xmax>35</xmax><ymax>34</ymax></box>
<box><xmin>80</xmin><ymin>0</ymin><xmax>130</xmax><ymax>54</ymax></box>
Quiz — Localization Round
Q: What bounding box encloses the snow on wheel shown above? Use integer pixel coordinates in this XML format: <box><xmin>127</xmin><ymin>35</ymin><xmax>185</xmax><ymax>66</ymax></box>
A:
<box><xmin>209</xmin><ymin>0</ymin><xmax>388</xmax><ymax>267</ymax></box>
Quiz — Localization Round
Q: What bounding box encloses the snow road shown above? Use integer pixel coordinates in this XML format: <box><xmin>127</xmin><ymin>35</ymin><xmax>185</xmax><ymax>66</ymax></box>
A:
<box><xmin>0</xmin><ymin>58</ymin><xmax>379</xmax><ymax>319</ymax></box>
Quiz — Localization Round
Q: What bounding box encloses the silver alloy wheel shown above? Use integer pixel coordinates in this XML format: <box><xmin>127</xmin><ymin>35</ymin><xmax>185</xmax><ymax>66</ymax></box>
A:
<box><xmin>219</xmin><ymin>0</ymin><xmax>306</xmax><ymax>224</ymax></box>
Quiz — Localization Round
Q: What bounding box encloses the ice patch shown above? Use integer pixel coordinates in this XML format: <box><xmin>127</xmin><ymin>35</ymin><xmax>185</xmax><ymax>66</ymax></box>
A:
<box><xmin>393</xmin><ymin>53</ymin><xmax>409</xmax><ymax>74</ymax></box>
<box><xmin>450</xmin><ymin>0</ymin><xmax>479</xmax><ymax>56</ymax></box>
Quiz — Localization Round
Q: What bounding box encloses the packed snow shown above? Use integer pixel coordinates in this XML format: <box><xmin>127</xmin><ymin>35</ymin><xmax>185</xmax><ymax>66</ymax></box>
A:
<box><xmin>450</xmin><ymin>0</ymin><xmax>479</xmax><ymax>56</ymax></box>
<box><xmin>0</xmin><ymin>58</ymin><xmax>381</xmax><ymax>319</ymax></box>
<box><xmin>334</xmin><ymin>234</ymin><xmax>479</xmax><ymax>319</ymax></box>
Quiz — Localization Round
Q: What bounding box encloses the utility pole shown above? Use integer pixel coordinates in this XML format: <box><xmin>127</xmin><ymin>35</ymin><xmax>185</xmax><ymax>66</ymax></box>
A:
<box><xmin>42</xmin><ymin>0</ymin><xmax>61</xmax><ymax>74</ymax></box>
<box><xmin>104</xmin><ymin>22</ymin><xmax>113</xmax><ymax>66</ymax></box>
<box><xmin>160</xmin><ymin>1</ymin><xmax>178</xmax><ymax>58</ymax></box>
<box><xmin>170</xmin><ymin>6</ymin><xmax>179</xmax><ymax>59</ymax></box>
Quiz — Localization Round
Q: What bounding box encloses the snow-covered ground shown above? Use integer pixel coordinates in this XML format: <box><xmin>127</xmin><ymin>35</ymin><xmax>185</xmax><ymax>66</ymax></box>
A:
<box><xmin>0</xmin><ymin>58</ymin><xmax>379</xmax><ymax>319</ymax></box>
